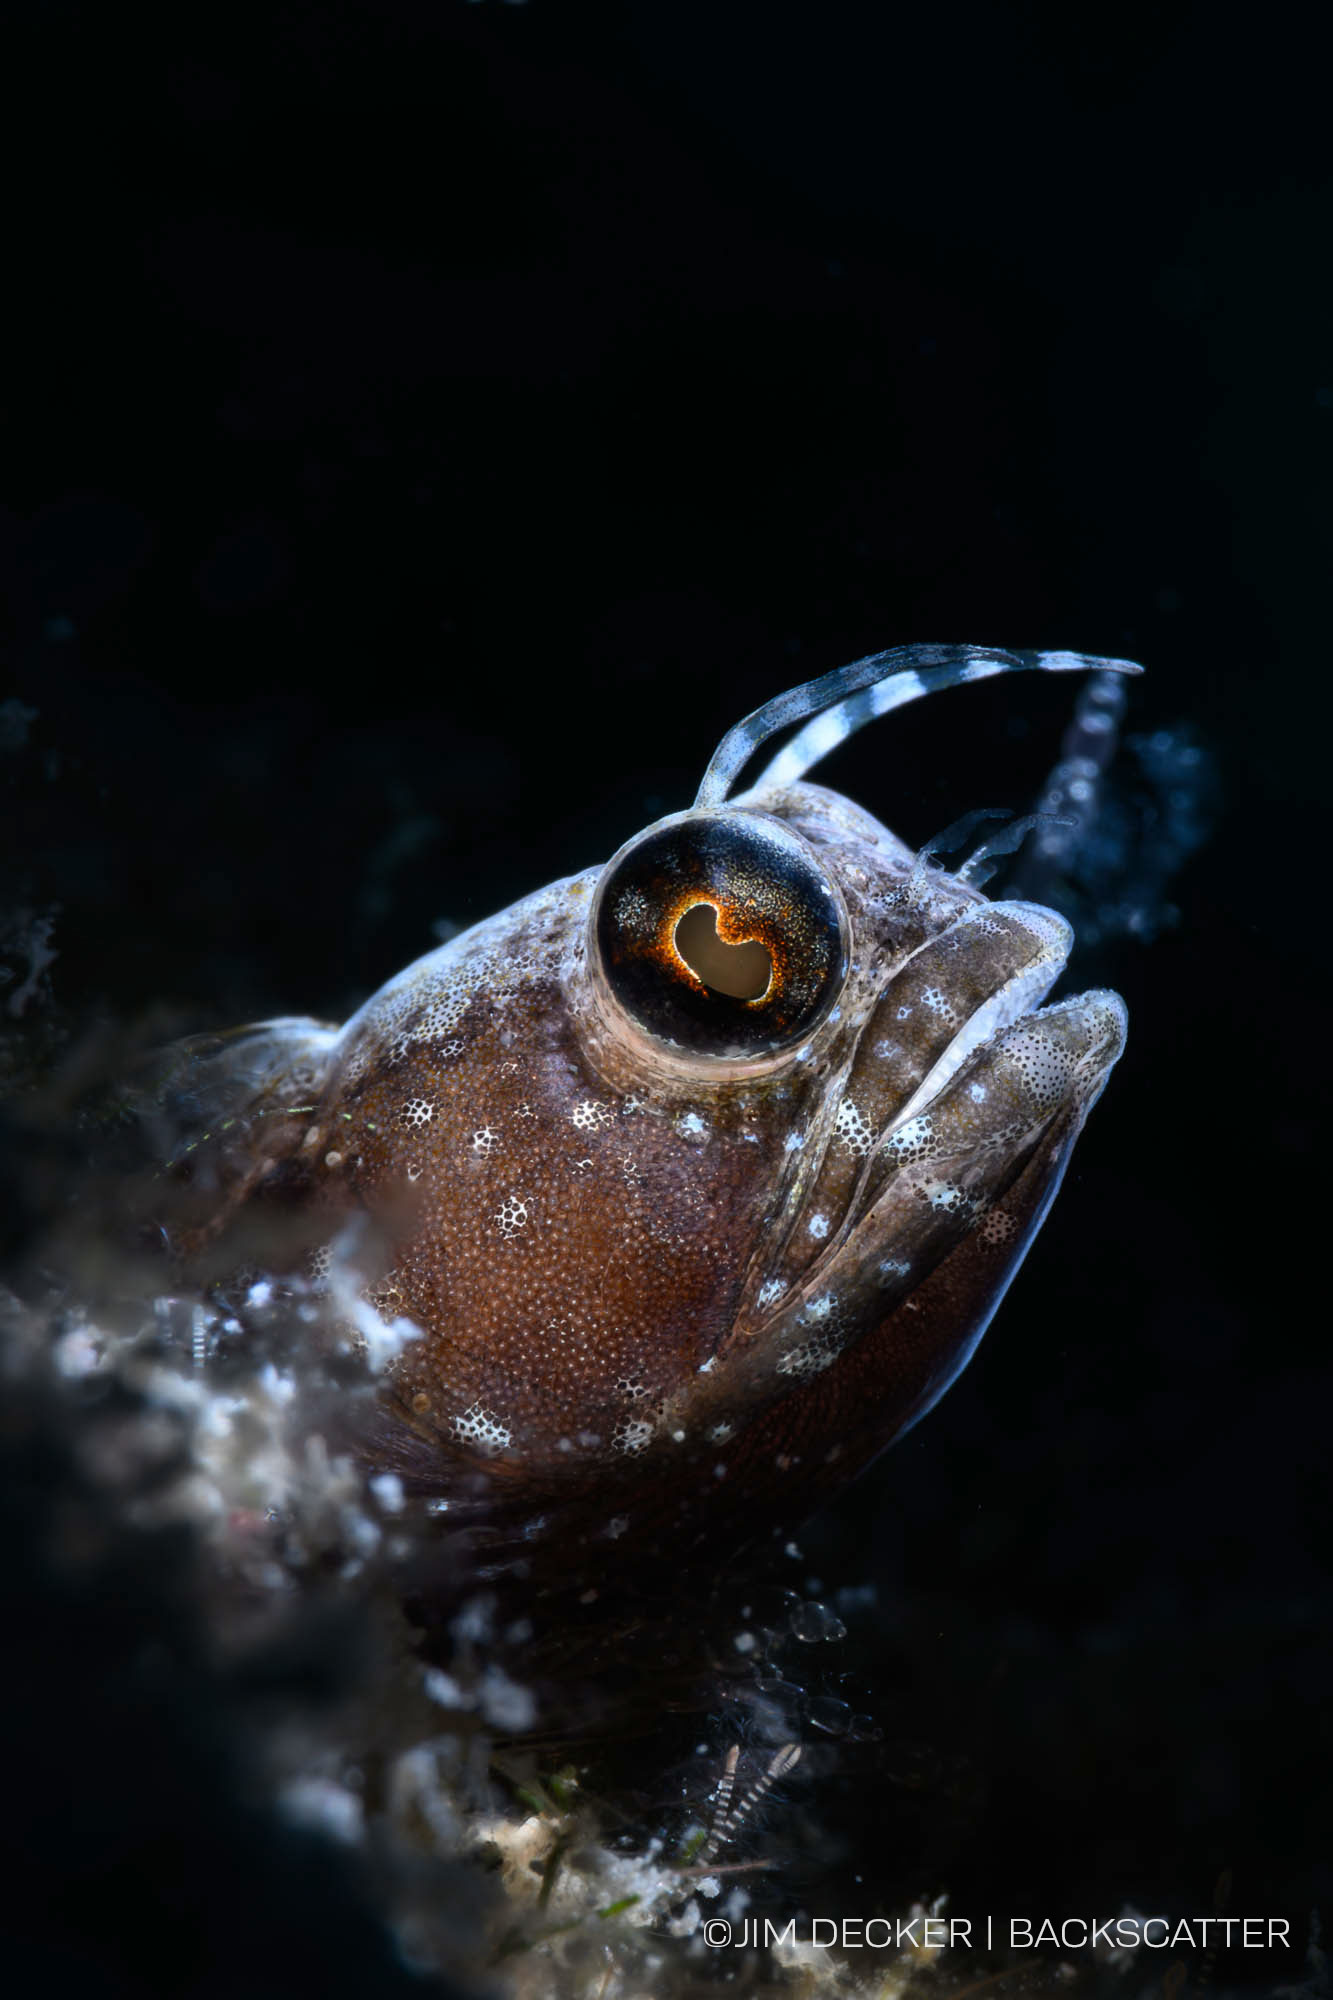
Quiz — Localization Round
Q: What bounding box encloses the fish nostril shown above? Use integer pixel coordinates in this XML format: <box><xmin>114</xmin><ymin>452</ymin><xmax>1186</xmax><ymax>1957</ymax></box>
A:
<box><xmin>674</xmin><ymin>903</ymin><xmax>771</xmax><ymax>1000</ymax></box>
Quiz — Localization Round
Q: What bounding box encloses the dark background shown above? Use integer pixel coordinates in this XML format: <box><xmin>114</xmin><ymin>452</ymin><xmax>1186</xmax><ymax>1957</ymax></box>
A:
<box><xmin>2</xmin><ymin>0</ymin><xmax>1327</xmax><ymax>1992</ymax></box>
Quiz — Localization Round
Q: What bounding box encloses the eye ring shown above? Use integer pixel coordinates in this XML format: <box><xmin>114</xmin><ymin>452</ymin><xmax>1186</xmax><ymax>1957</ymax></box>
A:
<box><xmin>589</xmin><ymin>809</ymin><xmax>848</xmax><ymax>1062</ymax></box>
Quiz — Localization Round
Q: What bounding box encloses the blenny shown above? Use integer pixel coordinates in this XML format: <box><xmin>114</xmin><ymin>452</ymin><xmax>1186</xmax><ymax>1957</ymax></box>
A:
<box><xmin>164</xmin><ymin>645</ymin><xmax>1136</xmax><ymax>1593</ymax></box>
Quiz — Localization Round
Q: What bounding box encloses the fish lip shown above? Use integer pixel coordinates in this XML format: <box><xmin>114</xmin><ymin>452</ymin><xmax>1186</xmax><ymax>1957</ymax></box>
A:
<box><xmin>1020</xmin><ymin>983</ymin><xmax>1129</xmax><ymax>1079</ymax></box>
<box><xmin>877</xmin><ymin>900</ymin><xmax>1074</xmax><ymax>1137</ymax></box>
<box><xmin>735</xmin><ymin>972</ymin><xmax>1127</xmax><ymax>1349</ymax></box>
<box><xmin>851</xmin><ymin>975</ymin><xmax>1129</xmax><ymax>1222</ymax></box>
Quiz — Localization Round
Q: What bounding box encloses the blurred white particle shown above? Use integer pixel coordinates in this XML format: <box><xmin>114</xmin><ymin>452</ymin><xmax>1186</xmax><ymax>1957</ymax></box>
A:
<box><xmin>279</xmin><ymin>1778</ymin><xmax>364</xmax><ymax>1847</ymax></box>
<box><xmin>53</xmin><ymin>1324</ymin><xmax>104</xmax><ymax>1378</ymax></box>
<box><xmin>369</xmin><ymin>1471</ymin><xmax>405</xmax><ymax>1513</ymax></box>
<box><xmin>423</xmin><ymin>1667</ymin><xmax>469</xmax><ymax>1710</ymax></box>
<box><xmin>477</xmin><ymin>1666</ymin><xmax>536</xmax><ymax>1734</ymax></box>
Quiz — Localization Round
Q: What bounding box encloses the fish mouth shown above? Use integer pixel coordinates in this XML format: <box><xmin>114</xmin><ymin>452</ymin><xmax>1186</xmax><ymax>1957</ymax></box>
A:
<box><xmin>745</xmin><ymin>899</ymin><xmax>1127</xmax><ymax>1319</ymax></box>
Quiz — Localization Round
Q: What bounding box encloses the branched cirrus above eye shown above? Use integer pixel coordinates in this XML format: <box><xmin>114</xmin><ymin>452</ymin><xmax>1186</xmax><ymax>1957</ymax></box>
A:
<box><xmin>591</xmin><ymin>810</ymin><xmax>848</xmax><ymax>1059</ymax></box>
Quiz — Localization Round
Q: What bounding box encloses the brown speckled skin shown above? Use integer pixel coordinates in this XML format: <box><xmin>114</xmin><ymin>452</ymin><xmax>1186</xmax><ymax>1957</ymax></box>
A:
<box><xmin>177</xmin><ymin>779</ymin><xmax>1125</xmax><ymax>1582</ymax></box>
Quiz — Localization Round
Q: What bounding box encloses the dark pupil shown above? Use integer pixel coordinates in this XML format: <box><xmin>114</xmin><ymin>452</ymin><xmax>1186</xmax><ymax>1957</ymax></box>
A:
<box><xmin>674</xmin><ymin>904</ymin><xmax>770</xmax><ymax>999</ymax></box>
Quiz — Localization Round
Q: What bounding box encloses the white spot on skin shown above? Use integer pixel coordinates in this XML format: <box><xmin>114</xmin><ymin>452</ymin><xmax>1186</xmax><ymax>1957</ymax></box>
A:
<box><xmin>613</xmin><ymin>1417</ymin><xmax>654</xmax><ymax>1455</ymax></box>
<box><xmin>401</xmin><ymin>1097</ymin><xmax>434</xmax><ymax>1130</ymax></box>
<box><xmin>493</xmin><ymin>1194</ymin><xmax>529</xmax><ymax>1237</ymax></box>
<box><xmin>676</xmin><ymin>1110</ymin><xmax>708</xmax><ymax>1139</ymax></box>
<box><xmin>783</xmin><ymin>1131</ymin><xmax>803</xmax><ymax>1153</ymax></box>
<box><xmin>834</xmin><ymin>1098</ymin><xmax>874</xmax><ymax>1157</ymax></box>
<box><xmin>571</xmin><ymin>1099</ymin><xmax>615</xmax><ymax>1131</ymax></box>
<box><xmin>756</xmin><ymin>1278</ymin><xmax>787</xmax><ymax>1309</ymax></box>
<box><xmin>808</xmin><ymin>1213</ymin><xmax>830</xmax><ymax>1239</ymax></box>
<box><xmin>883</xmin><ymin>1112</ymin><xmax>933</xmax><ymax>1160</ymax></box>
<box><xmin>472</xmin><ymin>1125</ymin><xmax>499</xmax><ymax>1154</ymax></box>
<box><xmin>708</xmin><ymin>1421</ymin><xmax>734</xmax><ymax>1443</ymax></box>
<box><xmin>452</xmin><ymin>1403</ymin><xmax>513</xmax><ymax>1450</ymax></box>
<box><xmin>605</xmin><ymin>1514</ymin><xmax>630</xmax><ymax>1539</ymax></box>
<box><xmin>776</xmin><ymin>1338</ymin><xmax>840</xmax><ymax>1379</ymax></box>
<box><xmin>968</xmin><ymin>1081</ymin><xmax>987</xmax><ymax>1103</ymax></box>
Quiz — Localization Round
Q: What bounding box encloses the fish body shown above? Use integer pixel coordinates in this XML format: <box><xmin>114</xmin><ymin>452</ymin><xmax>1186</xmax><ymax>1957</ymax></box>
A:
<box><xmin>168</xmin><ymin>647</ymin><xmax>1133</xmax><ymax>1578</ymax></box>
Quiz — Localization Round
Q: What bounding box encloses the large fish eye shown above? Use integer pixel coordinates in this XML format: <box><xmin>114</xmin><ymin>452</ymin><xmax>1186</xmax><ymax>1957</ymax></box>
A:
<box><xmin>591</xmin><ymin>810</ymin><xmax>848</xmax><ymax>1059</ymax></box>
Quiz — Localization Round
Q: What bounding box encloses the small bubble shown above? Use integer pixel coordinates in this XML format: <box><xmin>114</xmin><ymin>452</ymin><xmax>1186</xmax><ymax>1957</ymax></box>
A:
<box><xmin>788</xmin><ymin>1599</ymin><xmax>848</xmax><ymax>1643</ymax></box>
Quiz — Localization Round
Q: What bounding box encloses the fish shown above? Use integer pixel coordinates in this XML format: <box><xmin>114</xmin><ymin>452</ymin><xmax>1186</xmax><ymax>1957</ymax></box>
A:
<box><xmin>160</xmin><ymin>644</ymin><xmax>1137</xmax><ymax>1596</ymax></box>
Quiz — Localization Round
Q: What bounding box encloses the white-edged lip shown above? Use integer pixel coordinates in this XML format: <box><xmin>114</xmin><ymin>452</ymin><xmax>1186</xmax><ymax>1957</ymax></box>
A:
<box><xmin>880</xmin><ymin>903</ymin><xmax>1073</xmax><ymax>1136</ymax></box>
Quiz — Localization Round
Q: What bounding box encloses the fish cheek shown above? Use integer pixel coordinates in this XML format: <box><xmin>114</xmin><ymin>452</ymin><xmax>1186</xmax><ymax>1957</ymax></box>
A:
<box><xmin>343</xmin><ymin>1010</ymin><xmax>775</xmax><ymax>1473</ymax></box>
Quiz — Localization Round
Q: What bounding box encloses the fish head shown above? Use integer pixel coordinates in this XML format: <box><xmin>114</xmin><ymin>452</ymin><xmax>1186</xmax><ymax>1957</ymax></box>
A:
<box><xmin>290</xmin><ymin>647</ymin><xmax>1134</xmax><ymax>1564</ymax></box>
